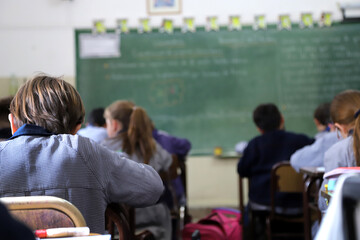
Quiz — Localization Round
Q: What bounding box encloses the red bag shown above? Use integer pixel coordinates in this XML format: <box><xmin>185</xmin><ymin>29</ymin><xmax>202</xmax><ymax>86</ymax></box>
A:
<box><xmin>182</xmin><ymin>208</ymin><xmax>242</xmax><ymax>240</ymax></box>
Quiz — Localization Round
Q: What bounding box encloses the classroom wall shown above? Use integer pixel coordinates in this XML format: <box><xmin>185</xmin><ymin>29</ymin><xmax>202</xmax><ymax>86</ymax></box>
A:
<box><xmin>0</xmin><ymin>0</ymin><xmax>357</xmax><ymax>209</ymax></box>
<box><xmin>0</xmin><ymin>0</ymin><xmax>354</xmax><ymax>82</ymax></box>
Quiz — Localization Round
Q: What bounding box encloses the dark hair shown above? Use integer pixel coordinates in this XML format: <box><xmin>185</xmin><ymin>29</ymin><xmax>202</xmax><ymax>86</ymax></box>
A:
<box><xmin>87</xmin><ymin>108</ymin><xmax>105</xmax><ymax>126</ymax></box>
<box><xmin>104</xmin><ymin>100</ymin><xmax>155</xmax><ymax>164</ymax></box>
<box><xmin>10</xmin><ymin>74</ymin><xmax>85</xmax><ymax>134</ymax></box>
<box><xmin>253</xmin><ymin>103</ymin><xmax>282</xmax><ymax>132</ymax></box>
<box><xmin>314</xmin><ymin>102</ymin><xmax>331</xmax><ymax>125</ymax></box>
<box><xmin>0</xmin><ymin>96</ymin><xmax>13</xmax><ymax>127</ymax></box>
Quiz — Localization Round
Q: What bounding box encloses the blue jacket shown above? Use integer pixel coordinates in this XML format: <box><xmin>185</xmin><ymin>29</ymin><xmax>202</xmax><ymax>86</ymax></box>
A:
<box><xmin>237</xmin><ymin>129</ymin><xmax>314</xmax><ymax>207</ymax></box>
<box><xmin>152</xmin><ymin>129</ymin><xmax>191</xmax><ymax>159</ymax></box>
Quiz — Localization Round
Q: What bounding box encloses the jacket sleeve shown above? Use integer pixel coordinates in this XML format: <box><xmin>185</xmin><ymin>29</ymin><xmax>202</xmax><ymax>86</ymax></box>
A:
<box><xmin>81</xmin><ymin>140</ymin><xmax>164</xmax><ymax>207</ymax></box>
<box><xmin>237</xmin><ymin>139</ymin><xmax>257</xmax><ymax>177</ymax></box>
<box><xmin>290</xmin><ymin>139</ymin><xmax>321</xmax><ymax>172</ymax></box>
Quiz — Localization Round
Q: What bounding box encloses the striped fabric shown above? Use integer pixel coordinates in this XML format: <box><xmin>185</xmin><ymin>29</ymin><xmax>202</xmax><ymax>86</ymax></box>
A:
<box><xmin>0</xmin><ymin>134</ymin><xmax>164</xmax><ymax>234</ymax></box>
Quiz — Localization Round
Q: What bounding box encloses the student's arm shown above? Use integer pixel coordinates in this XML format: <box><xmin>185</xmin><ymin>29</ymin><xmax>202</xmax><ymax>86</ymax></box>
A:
<box><xmin>81</xmin><ymin>140</ymin><xmax>164</xmax><ymax>207</ymax></box>
<box><xmin>237</xmin><ymin>139</ymin><xmax>257</xmax><ymax>177</ymax></box>
<box><xmin>153</xmin><ymin>129</ymin><xmax>191</xmax><ymax>157</ymax></box>
<box><xmin>290</xmin><ymin>132</ymin><xmax>338</xmax><ymax>172</ymax></box>
<box><xmin>323</xmin><ymin>138</ymin><xmax>352</xmax><ymax>173</ymax></box>
<box><xmin>290</xmin><ymin>140</ymin><xmax>321</xmax><ymax>172</ymax></box>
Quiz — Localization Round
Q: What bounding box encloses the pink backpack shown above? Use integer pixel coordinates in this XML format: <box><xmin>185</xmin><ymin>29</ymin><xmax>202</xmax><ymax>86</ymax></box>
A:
<box><xmin>182</xmin><ymin>208</ymin><xmax>242</xmax><ymax>240</ymax></box>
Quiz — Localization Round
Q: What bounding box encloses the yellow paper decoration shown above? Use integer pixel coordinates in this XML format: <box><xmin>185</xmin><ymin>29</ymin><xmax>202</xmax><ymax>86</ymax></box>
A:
<box><xmin>254</xmin><ymin>15</ymin><xmax>266</xmax><ymax>30</ymax></box>
<box><xmin>321</xmin><ymin>13</ymin><xmax>332</xmax><ymax>27</ymax></box>
<box><xmin>117</xmin><ymin>19</ymin><xmax>129</xmax><ymax>33</ymax></box>
<box><xmin>93</xmin><ymin>20</ymin><xmax>106</xmax><ymax>34</ymax></box>
<box><xmin>183</xmin><ymin>18</ymin><xmax>195</xmax><ymax>32</ymax></box>
<box><xmin>301</xmin><ymin>13</ymin><xmax>313</xmax><ymax>28</ymax></box>
<box><xmin>207</xmin><ymin>16</ymin><xmax>219</xmax><ymax>31</ymax></box>
<box><xmin>279</xmin><ymin>15</ymin><xmax>291</xmax><ymax>30</ymax></box>
<box><xmin>163</xmin><ymin>19</ymin><xmax>173</xmax><ymax>33</ymax></box>
<box><xmin>229</xmin><ymin>16</ymin><xmax>241</xmax><ymax>30</ymax></box>
<box><xmin>139</xmin><ymin>19</ymin><xmax>151</xmax><ymax>33</ymax></box>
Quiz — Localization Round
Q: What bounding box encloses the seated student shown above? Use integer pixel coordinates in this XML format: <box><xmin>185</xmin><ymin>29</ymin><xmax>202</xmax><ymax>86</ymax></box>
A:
<box><xmin>102</xmin><ymin>100</ymin><xmax>173</xmax><ymax>240</ymax></box>
<box><xmin>313</xmin><ymin>103</ymin><xmax>332</xmax><ymax>139</ymax></box>
<box><xmin>0</xmin><ymin>201</ymin><xmax>35</xmax><ymax>240</ymax></box>
<box><xmin>0</xmin><ymin>75</ymin><xmax>164</xmax><ymax>234</ymax></box>
<box><xmin>237</xmin><ymin>103</ymin><xmax>314</xmax><ymax>237</ymax></box>
<box><xmin>290</xmin><ymin>103</ymin><xmax>338</xmax><ymax>172</ymax></box>
<box><xmin>0</xmin><ymin>96</ymin><xmax>13</xmax><ymax>140</ymax></box>
<box><xmin>318</xmin><ymin>90</ymin><xmax>360</xmax><ymax>211</ymax></box>
<box><xmin>152</xmin><ymin>126</ymin><xmax>191</xmax><ymax>160</ymax></box>
<box><xmin>152</xmin><ymin>122</ymin><xmax>191</xmax><ymax>204</ymax></box>
<box><xmin>77</xmin><ymin>107</ymin><xmax>108</xmax><ymax>143</ymax></box>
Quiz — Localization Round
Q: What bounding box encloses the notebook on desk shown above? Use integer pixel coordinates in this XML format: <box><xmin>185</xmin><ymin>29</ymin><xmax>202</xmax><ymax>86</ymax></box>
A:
<box><xmin>39</xmin><ymin>235</ymin><xmax>111</xmax><ymax>240</ymax></box>
<box><xmin>323</xmin><ymin>167</ymin><xmax>360</xmax><ymax>179</ymax></box>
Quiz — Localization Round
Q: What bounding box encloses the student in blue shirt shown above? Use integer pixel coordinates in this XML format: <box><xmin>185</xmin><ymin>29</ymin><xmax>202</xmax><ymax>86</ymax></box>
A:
<box><xmin>290</xmin><ymin>102</ymin><xmax>338</xmax><ymax>172</ymax></box>
<box><xmin>318</xmin><ymin>90</ymin><xmax>360</xmax><ymax>211</ymax></box>
<box><xmin>77</xmin><ymin>107</ymin><xmax>108</xmax><ymax>143</ymax></box>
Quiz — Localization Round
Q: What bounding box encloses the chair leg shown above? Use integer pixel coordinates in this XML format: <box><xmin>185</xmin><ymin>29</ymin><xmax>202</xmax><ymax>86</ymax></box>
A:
<box><xmin>266</xmin><ymin>217</ymin><xmax>272</xmax><ymax>240</ymax></box>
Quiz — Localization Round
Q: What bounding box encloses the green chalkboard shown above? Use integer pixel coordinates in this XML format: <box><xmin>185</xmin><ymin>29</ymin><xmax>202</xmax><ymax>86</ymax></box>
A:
<box><xmin>75</xmin><ymin>23</ymin><xmax>360</xmax><ymax>155</ymax></box>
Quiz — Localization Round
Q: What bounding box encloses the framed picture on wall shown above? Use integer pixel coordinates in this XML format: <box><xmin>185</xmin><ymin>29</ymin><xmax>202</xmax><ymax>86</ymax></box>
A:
<box><xmin>147</xmin><ymin>0</ymin><xmax>182</xmax><ymax>15</ymax></box>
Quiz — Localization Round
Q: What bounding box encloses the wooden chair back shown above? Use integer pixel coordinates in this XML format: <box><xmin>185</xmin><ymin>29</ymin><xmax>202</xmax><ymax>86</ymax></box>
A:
<box><xmin>272</xmin><ymin>162</ymin><xmax>303</xmax><ymax>193</ymax></box>
<box><xmin>105</xmin><ymin>203</ymin><xmax>154</xmax><ymax>240</ymax></box>
<box><xmin>0</xmin><ymin>196</ymin><xmax>86</xmax><ymax>230</ymax></box>
<box><xmin>267</xmin><ymin>162</ymin><xmax>305</xmax><ymax>240</ymax></box>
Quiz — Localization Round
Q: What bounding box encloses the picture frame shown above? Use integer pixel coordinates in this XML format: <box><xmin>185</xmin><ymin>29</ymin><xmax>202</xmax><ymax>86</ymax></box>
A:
<box><xmin>147</xmin><ymin>0</ymin><xmax>182</xmax><ymax>15</ymax></box>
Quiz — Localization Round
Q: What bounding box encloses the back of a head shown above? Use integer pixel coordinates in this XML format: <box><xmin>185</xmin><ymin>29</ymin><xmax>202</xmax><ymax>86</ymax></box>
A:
<box><xmin>104</xmin><ymin>100</ymin><xmax>135</xmax><ymax>131</ymax></box>
<box><xmin>10</xmin><ymin>75</ymin><xmax>85</xmax><ymax>134</ymax></box>
<box><xmin>0</xmin><ymin>96</ymin><xmax>13</xmax><ymax>128</ymax></box>
<box><xmin>334</xmin><ymin>90</ymin><xmax>360</xmax><ymax>167</ymax></box>
<box><xmin>87</xmin><ymin>108</ymin><xmax>105</xmax><ymax>127</ymax></box>
<box><xmin>331</xmin><ymin>90</ymin><xmax>360</xmax><ymax>125</ymax></box>
<box><xmin>253</xmin><ymin>103</ymin><xmax>282</xmax><ymax>132</ymax></box>
<box><xmin>104</xmin><ymin>100</ymin><xmax>155</xmax><ymax>163</ymax></box>
<box><xmin>314</xmin><ymin>102</ymin><xmax>331</xmax><ymax>125</ymax></box>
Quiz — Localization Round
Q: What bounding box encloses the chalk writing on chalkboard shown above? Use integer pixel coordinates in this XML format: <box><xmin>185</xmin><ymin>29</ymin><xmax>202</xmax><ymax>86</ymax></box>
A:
<box><xmin>76</xmin><ymin>23</ymin><xmax>360</xmax><ymax>154</ymax></box>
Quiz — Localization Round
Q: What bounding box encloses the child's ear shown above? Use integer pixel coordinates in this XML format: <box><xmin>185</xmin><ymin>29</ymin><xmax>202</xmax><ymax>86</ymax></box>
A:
<box><xmin>279</xmin><ymin>115</ymin><xmax>285</xmax><ymax>130</ymax></box>
<box><xmin>8</xmin><ymin>114</ymin><xmax>18</xmax><ymax>134</ymax></box>
<box><xmin>72</xmin><ymin>123</ymin><xmax>82</xmax><ymax>135</ymax></box>
<box><xmin>256</xmin><ymin>127</ymin><xmax>265</xmax><ymax>134</ymax></box>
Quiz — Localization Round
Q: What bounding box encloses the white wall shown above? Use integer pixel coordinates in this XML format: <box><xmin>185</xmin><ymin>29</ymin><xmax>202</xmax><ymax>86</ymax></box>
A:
<box><xmin>0</xmin><ymin>0</ymin><xmax>355</xmax><ymax>80</ymax></box>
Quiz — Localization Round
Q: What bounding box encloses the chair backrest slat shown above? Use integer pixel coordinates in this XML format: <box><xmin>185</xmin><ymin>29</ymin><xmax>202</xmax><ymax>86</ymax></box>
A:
<box><xmin>0</xmin><ymin>196</ymin><xmax>86</xmax><ymax>230</ymax></box>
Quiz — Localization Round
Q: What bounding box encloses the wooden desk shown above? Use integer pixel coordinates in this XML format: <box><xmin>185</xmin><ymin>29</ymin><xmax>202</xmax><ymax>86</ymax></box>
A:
<box><xmin>300</xmin><ymin>167</ymin><xmax>325</xmax><ymax>178</ymax></box>
<box><xmin>300</xmin><ymin>167</ymin><xmax>325</xmax><ymax>240</ymax></box>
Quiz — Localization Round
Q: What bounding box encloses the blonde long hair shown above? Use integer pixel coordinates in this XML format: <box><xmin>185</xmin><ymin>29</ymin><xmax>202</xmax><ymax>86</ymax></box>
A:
<box><xmin>331</xmin><ymin>90</ymin><xmax>360</xmax><ymax>165</ymax></box>
<box><xmin>105</xmin><ymin>100</ymin><xmax>156</xmax><ymax>164</ymax></box>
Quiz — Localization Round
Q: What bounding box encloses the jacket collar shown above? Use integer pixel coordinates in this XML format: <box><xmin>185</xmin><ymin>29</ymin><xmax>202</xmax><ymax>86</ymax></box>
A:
<box><xmin>9</xmin><ymin>124</ymin><xmax>55</xmax><ymax>140</ymax></box>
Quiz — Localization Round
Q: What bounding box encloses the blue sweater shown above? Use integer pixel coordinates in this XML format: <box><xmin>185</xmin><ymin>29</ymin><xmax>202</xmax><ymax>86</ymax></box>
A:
<box><xmin>237</xmin><ymin>130</ymin><xmax>314</xmax><ymax>207</ymax></box>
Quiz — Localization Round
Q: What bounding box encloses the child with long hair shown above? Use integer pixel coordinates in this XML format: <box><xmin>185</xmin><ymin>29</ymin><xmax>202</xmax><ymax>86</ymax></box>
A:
<box><xmin>323</xmin><ymin>90</ymin><xmax>360</xmax><ymax>172</ymax></box>
<box><xmin>318</xmin><ymin>90</ymin><xmax>360</xmax><ymax>211</ymax></box>
<box><xmin>102</xmin><ymin>100</ymin><xmax>173</xmax><ymax>240</ymax></box>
